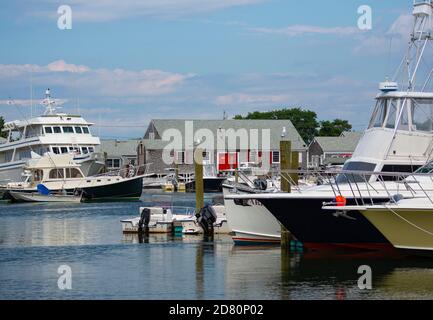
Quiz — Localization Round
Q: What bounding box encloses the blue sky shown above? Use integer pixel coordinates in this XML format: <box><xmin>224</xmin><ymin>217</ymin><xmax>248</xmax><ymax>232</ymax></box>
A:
<box><xmin>0</xmin><ymin>0</ymin><xmax>419</xmax><ymax>138</ymax></box>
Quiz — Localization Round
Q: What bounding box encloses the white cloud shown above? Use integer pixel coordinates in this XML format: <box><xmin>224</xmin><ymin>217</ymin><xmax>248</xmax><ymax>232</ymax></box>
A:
<box><xmin>32</xmin><ymin>0</ymin><xmax>264</xmax><ymax>22</ymax></box>
<box><xmin>354</xmin><ymin>14</ymin><xmax>412</xmax><ymax>55</ymax></box>
<box><xmin>0</xmin><ymin>60</ymin><xmax>194</xmax><ymax>97</ymax></box>
<box><xmin>250</xmin><ymin>25</ymin><xmax>360</xmax><ymax>37</ymax></box>
<box><xmin>216</xmin><ymin>93</ymin><xmax>293</xmax><ymax>106</ymax></box>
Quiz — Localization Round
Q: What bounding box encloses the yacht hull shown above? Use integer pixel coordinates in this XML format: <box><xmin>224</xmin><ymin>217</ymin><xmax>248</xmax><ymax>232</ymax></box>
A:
<box><xmin>6</xmin><ymin>176</ymin><xmax>144</xmax><ymax>201</ymax></box>
<box><xmin>258</xmin><ymin>197</ymin><xmax>392</xmax><ymax>250</ymax></box>
<box><xmin>361</xmin><ymin>208</ymin><xmax>433</xmax><ymax>256</ymax></box>
<box><xmin>223</xmin><ymin>186</ymin><xmax>281</xmax><ymax>245</ymax></box>
<box><xmin>186</xmin><ymin>177</ymin><xmax>227</xmax><ymax>193</ymax></box>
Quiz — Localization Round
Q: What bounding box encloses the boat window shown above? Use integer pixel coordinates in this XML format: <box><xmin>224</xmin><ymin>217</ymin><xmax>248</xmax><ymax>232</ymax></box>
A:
<box><xmin>45</xmin><ymin>127</ymin><xmax>53</xmax><ymax>134</ymax></box>
<box><xmin>411</xmin><ymin>99</ymin><xmax>433</xmax><ymax>132</ymax></box>
<box><xmin>385</xmin><ymin>100</ymin><xmax>398</xmax><ymax>129</ymax></box>
<box><xmin>66</xmin><ymin>168</ymin><xmax>83</xmax><ymax>178</ymax></box>
<box><xmin>61</xmin><ymin>147</ymin><xmax>68</xmax><ymax>154</ymax></box>
<box><xmin>63</xmin><ymin>126</ymin><xmax>74</xmax><ymax>133</ymax></box>
<box><xmin>88</xmin><ymin>147</ymin><xmax>94</xmax><ymax>153</ymax></box>
<box><xmin>82</xmin><ymin>147</ymin><xmax>89</xmax><ymax>154</ymax></box>
<box><xmin>33</xmin><ymin>170</ymin><xmax>43</xmax><ymax>182</ymax></box>
<box><xmin>369</xmin><ymin>101</ymin><xmax>387</xmax><ymax>128</ymax></box>
<box><xmin>415</xmin><ymin>162</ymin><xmax>433</xmax><ymax>174</ymax></box>
<box><xmin>336</xmin><ymin>161</ymin><xmax>376</xmax><ymax>183</ymax></box>
<box><xmin>397</xmin><ymin>102</ymin><xmax>410</xmax><ymax>130</ymax></box>
<box><xmin>52</xmin><ymin>147</ymin><xmax>60</xmax><ymax>154</ymax></box>
<box><xmin>75</xmin><ymin>127</ymin><xmax>83</xmax><ymax>134</ymax></box>
<box><xmin>71</xmin><ymin>168</ymin><xmax>83</xmax><ymax>178</ymax></box>
<box><xmin>381</xmin><ymin>164</ymin><xmax>421</xmax><ymax>181</ymax></box>
<box><xmin>53</xmin><ymin>127</ymin><xmax>61</xmax><ymax>134</ymax></box>
<box><xmin>49</xmin><ymin>169</ymin><xmax>64</xmax><ymax>179</ymax></box>
<box><xmin>82</xmin><ymin>127</ymin><xmax>90</xmax><ymax>134</ymax></box>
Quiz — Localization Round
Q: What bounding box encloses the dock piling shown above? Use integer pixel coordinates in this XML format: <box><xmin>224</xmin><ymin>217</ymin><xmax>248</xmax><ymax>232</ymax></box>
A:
<box><xmin>280</xmin><ymin>140</ymin><xmax>293</xmax><ymax>249</ymax></box>
<box><xmin>194</xmin><ymin>148</ymin><xmax>204</xmax><ymax>214</ymax></box>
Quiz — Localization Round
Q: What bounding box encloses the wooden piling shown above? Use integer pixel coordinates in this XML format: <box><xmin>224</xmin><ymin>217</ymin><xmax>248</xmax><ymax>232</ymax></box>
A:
<box><xmin>280</xmin><ymin>140</ymin><xmax>292</xmax><ymax>249</ymax></box>
<box><xmin>291</xmin><ymin>151</ymin><xmax>299</xmax><ymax>186</ymax></box>
<box><xmin>194</xmin><ymin>148</ymin><xmax>204</xmax><ymax>213</ymax></box>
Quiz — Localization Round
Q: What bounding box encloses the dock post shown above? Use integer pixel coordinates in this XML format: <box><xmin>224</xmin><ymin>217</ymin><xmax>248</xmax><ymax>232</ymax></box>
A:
<box><xmin>291</xmin><ymin>151</ymin><xmax>299</xmax><ymax>186</ymax></box>
<box><xmin>195</xmin><ymin>148</ymin><xmax>204</xmax><ymax>214</ymax></box>
<box><xmin>280</xmin><ymin>141</ymin><xmax>293</xmax><ymax>249</ymax></box>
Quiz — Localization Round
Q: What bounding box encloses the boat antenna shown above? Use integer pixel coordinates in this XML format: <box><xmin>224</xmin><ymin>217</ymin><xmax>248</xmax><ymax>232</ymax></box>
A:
<box><xmin>41</xmin><ymin>88</ymin><xmax>62</xmax><ymax>115</ymax></box>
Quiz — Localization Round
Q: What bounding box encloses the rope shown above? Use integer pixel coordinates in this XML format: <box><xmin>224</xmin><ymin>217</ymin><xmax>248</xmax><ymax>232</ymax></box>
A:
<box><xmin>386</xmin><ymin>205</ymin><xmax>433</xmax><ymax>237</ymax></box>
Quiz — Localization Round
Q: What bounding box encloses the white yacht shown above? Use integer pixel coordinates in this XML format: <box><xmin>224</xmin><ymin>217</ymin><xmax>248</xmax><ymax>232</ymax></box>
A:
<box><xmin>225</xmin><ymin>1</ymin><xmax>433</xmax><ymax>250</ymax></box>
<box><xmin>0</xmin><ymin>89</ymin><xmax>105</xmax><ymax>183</ymax></box>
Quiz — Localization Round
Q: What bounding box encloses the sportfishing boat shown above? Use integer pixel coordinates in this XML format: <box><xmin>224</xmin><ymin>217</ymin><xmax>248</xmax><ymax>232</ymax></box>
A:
<box><xmin>322</xmin><ymin>170</ymin><xmax>433</xmax><ymax>257</ymax></box>
<box><xmin>0</xmin><ymin>89</ymin><xmax>105</xmax><ymax>183</ymax></box>
<box><xmin>225</xmin><ymin>1</ymin><xmax>433</xmax><ymax>251</ymax></box>
<box><xmin>4</xmin><ymin>153</ymin><xmax>146</xmax><ymax>201</ymax></box>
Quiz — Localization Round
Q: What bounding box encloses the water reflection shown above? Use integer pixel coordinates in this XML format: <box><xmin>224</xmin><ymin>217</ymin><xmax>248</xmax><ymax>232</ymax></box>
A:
<box><xmin>3</xmin><ymin>200</ymin><xmax>433</xmax><ymax>299</ymax></box>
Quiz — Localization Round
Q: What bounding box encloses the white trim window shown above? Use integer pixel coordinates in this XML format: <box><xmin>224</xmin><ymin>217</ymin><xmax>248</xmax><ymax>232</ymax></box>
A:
<box><xmin>272</xmin><ymin>151</ymin><xmax>280</xmax><ymax>164</ymax></box>
<box><xmin>107</xmin><ymin>158</ymin><xmax>121</xmax><ymax>169</ymax></box>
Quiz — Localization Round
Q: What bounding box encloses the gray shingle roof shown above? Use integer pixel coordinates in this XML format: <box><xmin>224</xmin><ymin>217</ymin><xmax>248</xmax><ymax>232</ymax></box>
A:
<box><xmin>97</xmin><ymin>139</ymin><xmax>140</xmax><ymax>157</ymax></box>
<box><xmin>143</xmin><ymin>119</ymin><xmax>307</xmax><ymax>151</ymax></box>
<box><xmin>313</xmin><ymin>132</ymin><xmax>363</xmax><ymax>153</ymax></box>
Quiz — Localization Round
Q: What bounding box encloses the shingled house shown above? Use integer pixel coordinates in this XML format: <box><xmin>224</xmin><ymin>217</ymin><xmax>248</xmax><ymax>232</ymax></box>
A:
<box><xmin>96</xmin><ymin>139</ymin><xmax>140</xmax><ymax>171</ymax></box>
<box><xmin>308</xmin><ymin>131</ymin><xmax>363</xmax><ymax>168</ymax></box>
<box><xmin>137</xmin><ymin>119</ymin><xmax>308</xmax><ymax>174</ymax></box>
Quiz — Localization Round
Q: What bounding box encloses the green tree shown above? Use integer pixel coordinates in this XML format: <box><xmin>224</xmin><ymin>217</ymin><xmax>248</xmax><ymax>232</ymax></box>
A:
<box><xmin>318</xmin><ymin>119</ymin><xmax>352</xmax><ymax>137</ymax></box>
<box><xmin>234</xmin><ymin>108</ymin><xmax>319</xmax><ymax>143</ymax></box>
<box><xmin>0</xmin><ymin>116</ymin><xmax>7</xmax><ymax>139</ymax></box>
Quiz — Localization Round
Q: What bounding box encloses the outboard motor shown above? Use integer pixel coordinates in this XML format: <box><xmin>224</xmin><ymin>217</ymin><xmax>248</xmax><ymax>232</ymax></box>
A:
<box><xmin>253</xmin><ymin>179</ymin><xmax>267</xmax><ymax>191</ymax></box>
<box><xmin>138</xmin><ymin>208</ymin><xmax>151</xmax><ymax>234</ymax></box>
<box><xmin>196</xmin><ymin>205</ymin><xmax>217</xmax><ymax>237</ymax></box>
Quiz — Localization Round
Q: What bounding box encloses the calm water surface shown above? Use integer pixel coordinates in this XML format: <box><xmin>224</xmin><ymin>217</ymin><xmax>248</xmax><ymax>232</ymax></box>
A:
<box><xmin>1</xmin><ymin>191</ymin><xmax>433</xmax><ymax>300</ymax></box>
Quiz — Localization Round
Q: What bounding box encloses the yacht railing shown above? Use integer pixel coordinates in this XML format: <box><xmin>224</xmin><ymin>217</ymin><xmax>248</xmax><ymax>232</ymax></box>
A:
<box><xmin>279</xmin><ymin>168</ymin><xmax>433</xmax><ymax>206</ymax></box>
<box><xmin>93</xmin><ymin>163</ymin><xmax>153</xmax><ymax>178</ymax></box>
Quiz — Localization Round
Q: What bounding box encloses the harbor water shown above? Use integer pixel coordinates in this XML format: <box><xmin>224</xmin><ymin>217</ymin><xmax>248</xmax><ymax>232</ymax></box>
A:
<box><xmin>2</xmin><ymin>192</ymin><xmax>433</xmax><ymax>300</ymax></box>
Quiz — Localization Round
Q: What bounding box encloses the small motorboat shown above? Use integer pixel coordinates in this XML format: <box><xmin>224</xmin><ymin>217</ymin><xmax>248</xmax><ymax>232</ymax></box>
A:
<box><xmin>8</xmin><ymin>184</ymin><xmax>82</xmax><ymax>203</ymax></box>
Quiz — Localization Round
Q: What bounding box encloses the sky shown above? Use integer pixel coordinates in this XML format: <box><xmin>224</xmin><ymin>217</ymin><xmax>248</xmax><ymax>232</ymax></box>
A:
<box><xmin>0</xmin><ymin>0</ymin><xmax>422</xmax><ymax>138</ymax></box>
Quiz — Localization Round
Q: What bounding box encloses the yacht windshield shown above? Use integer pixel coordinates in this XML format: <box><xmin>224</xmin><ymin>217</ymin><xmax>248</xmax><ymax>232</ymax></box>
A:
<box><xmin>415</xmin><ymin>161</ymin><xmax>433</xmax><ymax>174</ymax></box>
<box><xmin>335</xmin><ymin>161</ymin><xmax>376</xmax><ymax>183</ymax></box>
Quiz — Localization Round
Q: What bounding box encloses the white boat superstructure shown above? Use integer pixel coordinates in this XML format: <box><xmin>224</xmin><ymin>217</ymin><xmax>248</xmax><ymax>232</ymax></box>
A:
<box><xmin>4</xmin><ymin>153</ymin><xmax>146</xmax><ymax>200</ymax></box>
<box><xmin>0</xmin><ymin>89</ymin><xmax>105</xmax><ymax>182</ymax></box>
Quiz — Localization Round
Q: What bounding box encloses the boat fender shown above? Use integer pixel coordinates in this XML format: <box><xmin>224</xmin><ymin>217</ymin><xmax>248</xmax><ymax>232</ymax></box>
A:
<box><xmin>138</xmin><ymin>208</ymin><xmax>151</xmax><ymax>233</ymax></box>
<box><xmin>391</xmin><ymin>194</ymin><xmax>404</xmax><ymax>203</ymax></box>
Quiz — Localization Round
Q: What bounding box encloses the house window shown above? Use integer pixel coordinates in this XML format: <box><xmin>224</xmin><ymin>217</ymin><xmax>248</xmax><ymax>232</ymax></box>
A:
<box><xmin>149</xmin><ymin>132</ymin><xmax>155</xmax><ymax>140</ymax></box>
<box><xmin>107</xmin><ymin>158</ymin><xmax>121</xmax><ymax>168</ymax></box>
<box><xmin>272</xmin><ymin>151</ymin><xmax>280</xmax><ymax>164</ymax></box>
<box><xmin>176</xmin><ymin>151</ymin><xmax>185</xmax><ymax>164</ymax></box>
<box><xmin>45</xmin><ymin>127</ymin><xmax>53</xmax><ymax>134</ymax></box>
